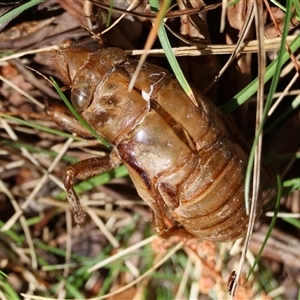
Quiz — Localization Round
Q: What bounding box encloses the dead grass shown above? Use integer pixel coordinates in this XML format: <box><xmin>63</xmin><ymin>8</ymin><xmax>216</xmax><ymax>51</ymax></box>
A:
<box><xmin>0</xmin><ymin>1</ymin><xmax>300</xmax><ymax>299</ymax></box>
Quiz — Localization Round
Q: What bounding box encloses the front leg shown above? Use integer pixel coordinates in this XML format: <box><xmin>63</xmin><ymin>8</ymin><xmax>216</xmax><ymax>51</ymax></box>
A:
<box><xmin>44</xmin><ymin>99</ymin><xmax>94</xmax><ymax>138</ymax></box>
<box><xmin>64</xmin><ymin>156</ymin><xmax>119</xmax><ymax>225</ymax></box>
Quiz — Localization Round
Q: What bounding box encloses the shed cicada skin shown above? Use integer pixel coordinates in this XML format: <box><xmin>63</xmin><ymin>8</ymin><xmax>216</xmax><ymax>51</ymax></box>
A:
<box><xmin>49</xmin><ymin>44</ymin><xmax>257</xmax><ymax>242</ymax></box>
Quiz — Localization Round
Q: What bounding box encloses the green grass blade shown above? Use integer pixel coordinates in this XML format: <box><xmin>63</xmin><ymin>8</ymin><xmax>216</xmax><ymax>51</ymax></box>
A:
<box><xmin>293</xmin><ymin>0</ymin><xmax>300</xmax><ymax>20</ymax></box>
<box><xmin>264</xmin><ymin>94</ymin><xmax>300</xmax><ymax>133</ymax></box>
<box><xmin>1</xmin><ymin>139</ymin><xmax>78</xmax><ymax>163</ymax></box>
<box><xmin>0</xmin><ymin>221</ymin><xmax>25</xmax><ymax>243</ymax></box>
<box><xmin>106</xmin><ymin>0</ymin><xmax>114</xmax><ymax>27</ymax></box>
<box><xmin>282</xmin><ymin>217</ymin><xmax>300</xmax><ymax>229</ymax></box>
<box><xmin>244</xmin><ymin>1</ymin><xmax>293</xmax><ymax>210</ymax></box>
<box><xmin>270</xmin><ymin>0</ymin><xmax>300</xmax><ymax>21</ymax></box>
<box><xmin>51</xmin><ymin>78</ymin><xmax>111</xmax><ymax>149</ymax></box>
<box><xmin>220</xmin><ymin>34</ymin><xmax>300</xmax><ymax>114</ymax></box>
<box><xmin>0</xmin><ymin>113</ymin><xmax>83</xmax><ymax>141</ymax></box>
<box><xmin>0</xmin><ymin>0</ymin><xmax>44</xmax><ymax>25</ymax></box>
<box><xmin>0</xmin><ymin>277</ymin><xmax>21</xmax><ymax>300</ymax></box>
<box><xmin>247</xmin><ymin>173</ymin><xmax>282</xmax><ymax>280</ymax></box>
<box><xmin>149</xmin><ymin>0</ymin><xmax>195</xmax><ymax>102</ymax></box>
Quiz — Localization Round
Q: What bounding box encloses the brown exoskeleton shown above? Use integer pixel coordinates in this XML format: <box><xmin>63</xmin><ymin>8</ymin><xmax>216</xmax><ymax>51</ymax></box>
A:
<box><xmin>46</xmin><ymin>44</ymin><xmax>259</xmax><ymax>242</ymax></box>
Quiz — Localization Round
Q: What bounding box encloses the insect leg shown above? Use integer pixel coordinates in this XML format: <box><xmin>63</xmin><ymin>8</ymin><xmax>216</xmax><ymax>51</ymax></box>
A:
<box><xmin>44</xmin><ymin>99</ymin><xmax>94</xmax><ymax>138</ymax></box>
<box><xmin>156</xmin><ymin>223</ymin><xmax>196</xmax><ymax>240</ymax></box>
<box><xmin>64</xmin><ymin>156</ymin><xmax>119</xmax><ymax>225</ymax></box>
<box><xmin>152</xmin><ymin>195</ymin><xmax>195</xmax><ymax>240</ymax></box>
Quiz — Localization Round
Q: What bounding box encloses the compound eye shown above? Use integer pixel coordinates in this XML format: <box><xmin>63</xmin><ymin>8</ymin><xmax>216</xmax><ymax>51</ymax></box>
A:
<box><xmin>71</xmin><ymin>85</ymin><xmax>92</xmax><ymax>112</ymax></box>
